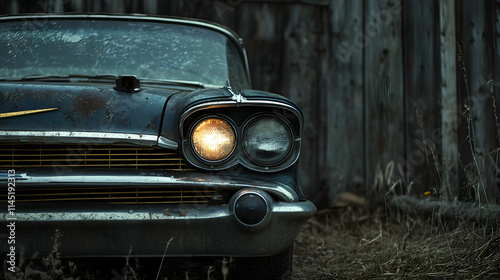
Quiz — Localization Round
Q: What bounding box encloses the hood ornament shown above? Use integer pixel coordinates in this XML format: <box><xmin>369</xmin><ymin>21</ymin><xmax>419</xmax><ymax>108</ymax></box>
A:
<box><xmin>224</xmin><ymin>79</ymin><xmax>246</xmax><ymax>105</ymax></box>
<box><xmin>0</xmin><ymin>108</ymin><xmax>58</xmax><ymax>119</ymax></box>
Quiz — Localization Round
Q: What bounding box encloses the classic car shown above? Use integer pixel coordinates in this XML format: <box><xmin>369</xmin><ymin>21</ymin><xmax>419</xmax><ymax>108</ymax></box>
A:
<box><xmin>0</xmin><ymin>14</ymin><xmax>316</xmax><ymax>278</ymax></box>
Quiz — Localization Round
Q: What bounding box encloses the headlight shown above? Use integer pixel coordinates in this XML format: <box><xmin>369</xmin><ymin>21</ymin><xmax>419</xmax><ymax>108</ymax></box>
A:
<box><xmin>190</xmin><ymin>117</ymin><xmax>236</xmax><ymax>162</ymax></box>
<box><xmin>243</xmin><ymin>116</ymin><xmax>293</xmax><ymax>165</ymax></box>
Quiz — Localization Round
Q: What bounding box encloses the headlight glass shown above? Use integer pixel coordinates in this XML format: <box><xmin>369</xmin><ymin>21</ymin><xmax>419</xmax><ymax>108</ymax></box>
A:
<box><xmin>191</xmin><ymin>117</ymin><xmax>236</xmax><ymax>162</ymax></box>
<box><xmin>243</xmin><ymin>116</ymin><xmax>293</xmax><ymax>165</ymax></box>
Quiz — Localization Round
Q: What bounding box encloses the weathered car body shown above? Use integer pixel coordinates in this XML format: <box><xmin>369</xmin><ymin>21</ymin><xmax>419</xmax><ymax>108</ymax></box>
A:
<box><xmin>0</xmin><ymin>14</ymin><xmax>315</xmax><ymax>277</ymax></box>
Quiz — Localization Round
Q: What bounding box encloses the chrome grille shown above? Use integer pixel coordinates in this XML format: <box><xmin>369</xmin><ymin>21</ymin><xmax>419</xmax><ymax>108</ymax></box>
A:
<box><xmin>1</xmin><ymin>186</ymin><xmax>216</xmax><ymax>204</ymax></box>
<box><xmin>0</xmin><ymin>144</ymin><xmax>193</xmax><ymax>171</ymax></box>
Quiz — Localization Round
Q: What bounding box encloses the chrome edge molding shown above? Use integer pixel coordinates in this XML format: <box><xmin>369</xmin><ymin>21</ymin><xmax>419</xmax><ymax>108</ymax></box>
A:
<box><xmin>0</xmin><ymin>171</ymin><xmax>299</xmax><ymax>202</ymax></box>
<box><xmin>179</xmin><ymin>99</ymin><xmax>303</xmax><ymax>136</ymax></box>
<box><xmin>158</xmin><ymin>136</ymin><xmax>179</xmax><ymax>150</ymax></box>
<box><xmin>0</xmin><ymin>131</ymin><xmax>178</xmax><ymax>150</ymax></box>
<box><xmin>1</xmin><ymin>200</ymin><xmax>317</xmax><ymax>222</ymax></box>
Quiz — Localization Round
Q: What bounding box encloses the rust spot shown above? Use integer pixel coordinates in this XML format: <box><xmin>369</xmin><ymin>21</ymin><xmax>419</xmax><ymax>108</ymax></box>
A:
<box><xmin>172</xmin><ymin>210</ymin><xmax>188</xmax><ymax>217</ymax></box>
<box><xmin>148</xmin><ymin>114</ymin><xmax>161</xmax><ymax>130</ymax></box>
<box><xmin>163</xmin><ymin>209</ymin><xmax>188</xmax><ymax>217</ymax></box>
<box><xmin>4</xmin><ymin>91</ymin><xmax>22</xmax><ymax>104</ymax></box>
<box><xmin>71</xmin><ymin>94</ymin><xmax>107</xmax><ymax>116</ymax></box>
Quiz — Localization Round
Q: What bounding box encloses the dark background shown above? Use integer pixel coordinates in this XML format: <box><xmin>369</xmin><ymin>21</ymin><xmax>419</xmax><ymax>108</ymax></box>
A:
<box><xmin>2</xmin><ymin>0</ymin><xmax>499</xmax><ymax>208</ymax></box>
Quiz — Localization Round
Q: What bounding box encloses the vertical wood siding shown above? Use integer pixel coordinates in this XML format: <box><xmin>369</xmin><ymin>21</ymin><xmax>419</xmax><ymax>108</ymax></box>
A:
<box><xmin>326</xmin><ymin>0</ymin><xmax>365</xmax><ymax>206</ymax></box>
<box><xmin>404</xmin><ymin>0</ymin><xmax>441</xmax><ymax>198</ymax></box>
<box><xmin>364</xmin><ymin>0</ymin><xmax>405</xmax><ymax>197</ymax></box>
<box><xmin>1</xmin><ymin>0</ymin><xmax>499</xmax><ymax>206</ymax></box>
<box><xmin>456</xmin><ymin>0</ymin><xmax>499</xmax><ymax>203</ymax></box>
<box><xmin>440</xmin><ymin>0</ymin><xmax>459</xmax><ymax>201</ymax></box>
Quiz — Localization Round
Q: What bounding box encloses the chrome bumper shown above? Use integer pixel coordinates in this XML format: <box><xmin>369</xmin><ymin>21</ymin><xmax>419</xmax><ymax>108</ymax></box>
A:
<box><xmin>0</xmin><ymin>170</ymin><xmax>316</xmax><ymax>257</ymax></box>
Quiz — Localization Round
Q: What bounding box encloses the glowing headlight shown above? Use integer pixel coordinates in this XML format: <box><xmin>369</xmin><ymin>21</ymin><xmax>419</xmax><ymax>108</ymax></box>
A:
<box><xmin>243</xmin><ymin>116</ymin><xmax>293</xmax><ymax>165</ymax></box>
<box><xmin>191</xmin><ymin>117</ymin><xmax>236</xmax><ymax>162</ymax></box>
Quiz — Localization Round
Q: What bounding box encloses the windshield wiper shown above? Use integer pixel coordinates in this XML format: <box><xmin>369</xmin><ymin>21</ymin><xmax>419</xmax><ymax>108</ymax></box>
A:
<box><xmin>140</xmin><ymin>78</ymin><xmax>212</xmax><ymax>88</ymax></box>
<box><xmin>0</xmin><ymin>75</ymin><xmax>219</xmax><ymax>89</ymax></box>
<box><xmin>0</xmin><ymin>74</ymin><xmax>118</xmax><ymax>81</ymax></box>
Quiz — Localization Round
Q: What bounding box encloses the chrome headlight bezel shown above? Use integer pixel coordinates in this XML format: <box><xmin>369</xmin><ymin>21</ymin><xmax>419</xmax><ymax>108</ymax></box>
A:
<box><xmin>180</xmin><ymin>100</ymin><xmax>302</xmax><ymax>172</ymax></box>
<box><xmin>241</xmin><ymin>114</ymin><xmax>294</xmax><ymax>166</ymax></box>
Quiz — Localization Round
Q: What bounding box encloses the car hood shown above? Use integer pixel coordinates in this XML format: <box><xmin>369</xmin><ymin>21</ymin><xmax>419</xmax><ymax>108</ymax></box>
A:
<box><xmin>1</xmin><ymin>81</ymin><xmax>299</xmax><ymax>151</ymax></box>
<box><xmin>0</xmin><ymin>81</ymin><xmax>186</xmax><ymax>143</ymax></box>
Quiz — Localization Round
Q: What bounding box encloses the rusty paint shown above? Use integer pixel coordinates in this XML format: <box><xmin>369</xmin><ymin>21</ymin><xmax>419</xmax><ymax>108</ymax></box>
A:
<box><xmin>173</xmin><ymin>210</ymin><xmax>188</xmax><ymax>217</ymax></box>
<box><xmin>163</xmin><ymin>209</ymin><xmax>188</xmax><ymax>217</ymax></box>
<box><xmin>71</xmin><ymin>94</ymin><xmax>107</xmax><ymax>116</ymax></box>
<box><xmin>7</xmin><ymin>90</ymin><xmax>23</xmax><ymax>103</ymax></box>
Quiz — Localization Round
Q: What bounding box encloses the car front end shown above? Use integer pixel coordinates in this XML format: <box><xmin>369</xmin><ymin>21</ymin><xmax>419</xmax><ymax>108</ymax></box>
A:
<box><xmin>0</xmin><ymin>14</ymin><xmax>315</xmax><ymax>277</ymax></box>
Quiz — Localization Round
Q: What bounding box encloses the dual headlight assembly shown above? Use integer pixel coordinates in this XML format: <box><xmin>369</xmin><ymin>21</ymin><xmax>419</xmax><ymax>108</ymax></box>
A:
<box><xmin>183</xmin><ymin>113</ymin><xmax>300</xmax><ymax>172</ymax></box>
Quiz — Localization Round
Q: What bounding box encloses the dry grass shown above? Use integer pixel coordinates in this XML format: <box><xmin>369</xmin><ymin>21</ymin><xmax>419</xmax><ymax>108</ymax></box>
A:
<box><xmin>291</xmin><ymin>205</ymin><xmax>500</xmax><ymax>280</ymax></box>
<box><xmin>3</xmin><ymin>204</ymin><xmax>499</xmax><ymax>279</ymax></box>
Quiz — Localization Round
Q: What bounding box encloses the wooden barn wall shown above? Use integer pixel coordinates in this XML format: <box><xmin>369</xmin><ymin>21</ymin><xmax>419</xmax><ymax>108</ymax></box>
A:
<box><xmin>1</xmin><ymin>0</ymin><xmax>499</xmax><ymax>206</ymax></box>
<box><xmin>455</xmin><ymin>0</ymin><xmax>500</xmax><ymax>203</ymax></box>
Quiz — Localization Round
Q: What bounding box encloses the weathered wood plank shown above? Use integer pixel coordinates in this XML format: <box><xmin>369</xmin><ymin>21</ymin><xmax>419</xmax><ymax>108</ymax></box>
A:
<box><xmin>364</xmin><ymin>0</ymin><xmax>405</xmax><ymax>197</ymax></box>
<box><xmin>324</xmin><ymin>0</ymin><xmax>365</xmax><ymax>205</ymax></box>
<box><xmin>279</xmin><ymin>4</ymin><xmax>329</xmax><ymax>203</ymax></box>
<box><xmin>439</xmin><ymin>0</ymin><xmax>459</xmax><ymax>200</ymax></box>
<box><xmin>493</xmin><ymin>0</ymin><xmax>500</xmax><ymax>203</ymax></box>
<box><xmin>235</xmin><ymin>3</ymin><xmax>285</xmax><ymax>92</ymax></box>
<box><xmin>456</xmin><ymin>0</ymin><xmax>498</xmax><ymax>203</ymax></box>
<box><xmin>403</xmin><ymin>0</ymin><xmax>441</xmax><ymax>197</ymax></box>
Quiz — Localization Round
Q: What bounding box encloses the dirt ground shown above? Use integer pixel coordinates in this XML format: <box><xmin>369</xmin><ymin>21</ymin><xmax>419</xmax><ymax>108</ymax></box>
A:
<box><xmin>291</xmin><ymin>206</ymin><xmax>500</xmax><ymax>280</ymax></box>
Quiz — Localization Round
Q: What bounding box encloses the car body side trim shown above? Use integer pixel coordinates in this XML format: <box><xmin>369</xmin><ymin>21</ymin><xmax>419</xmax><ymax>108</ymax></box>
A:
<box><xmin>158</xmin><ymin>135</ymin><xmax>179</xmax><ymax>150</ymax></box>
<box><xmin>0</xmin><ymin>170</ymin><xmax>299</xmax><ymax>202</ymax></box>
<box><xmin>179</xmin><ymin>100</ymin><xmax>303</xmax><ymax>136</ymax></box>
<box><xmin>0</xmin><ymin>131</ymin><xmax>178</xmax><ymax>150</ymax></box>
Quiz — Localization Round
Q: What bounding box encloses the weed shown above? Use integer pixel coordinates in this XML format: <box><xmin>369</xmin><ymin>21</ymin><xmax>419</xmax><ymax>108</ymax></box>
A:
<box><xmin>292</xmin><ymin>206</ymin><xmax>500</xmax><ymax>279</ymax></box>
<box><xmin>2</xmin><ymin>229</ymin><xmax>81</xmax><ymax>280</ymax></box>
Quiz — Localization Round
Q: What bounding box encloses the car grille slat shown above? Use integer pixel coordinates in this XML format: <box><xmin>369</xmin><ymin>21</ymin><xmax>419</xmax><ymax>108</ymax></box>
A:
<box><xmin>0</xmin><ymin>144</ymin><xmax>212</xmax><ymax>205</ymax></box>
<box><xmin>2</xmin><ymin>186</ymin><xmax>216</xmax><ymax>204</ymax></box>
<box><xmin>0</xmin><ymin>144</ymin><xmax>194</xmax><ymax>171</ymax></box>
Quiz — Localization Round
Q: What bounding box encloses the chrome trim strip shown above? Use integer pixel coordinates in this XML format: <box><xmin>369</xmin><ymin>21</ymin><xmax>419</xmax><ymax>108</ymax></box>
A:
<box><xmin>0</xmin><ymin>131</ymin><xmax>159</xmax><ymax>146</ymax></box>
<box><xmin>1</xmin><ymin>171</ymin><xmax>299</xmax><ymax>202</ymax></box>
<box><xmin>180</xmin><ymin>100</ymin><xmax>303</xmax><ymax>135</ymax></box>
<box><xmin>1</xmin><ymin>200</ymin><xmax>316</xmax><ymax>221</ymax></box>
<box><xmin>273</xmin><ymin>200</ymin><xmax>318</xmax><ymax>217</ymax></box>
<box><xmin>5</xmin><ymin>210</ymin><xmax>228</xmax><ymax>221</ymax></box>
<box><xmin>0</xmin><ymin>108</ymin><xmax>58</xmax><ymax>119</ymax></box>
<box><xmin>242</xmin><ymin>48</ymin><xmax>252</xmax><ymax>87</ymax></box>
<box><xmin>5</xmin><ymin>200</ymin><xmax>317</xmax><ymax>222</ymax></box>
<box><xmin>158</xmin><ymin>136</ymin><xmax>179</xmax><ymax>150</ymax></box>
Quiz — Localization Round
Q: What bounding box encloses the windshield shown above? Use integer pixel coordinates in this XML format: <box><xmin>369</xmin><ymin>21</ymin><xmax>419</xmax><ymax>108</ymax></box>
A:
<box><xmin>0</xmin><ymin>18</ymin><xmax>250</xmax><ymax>88</ymax></box>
